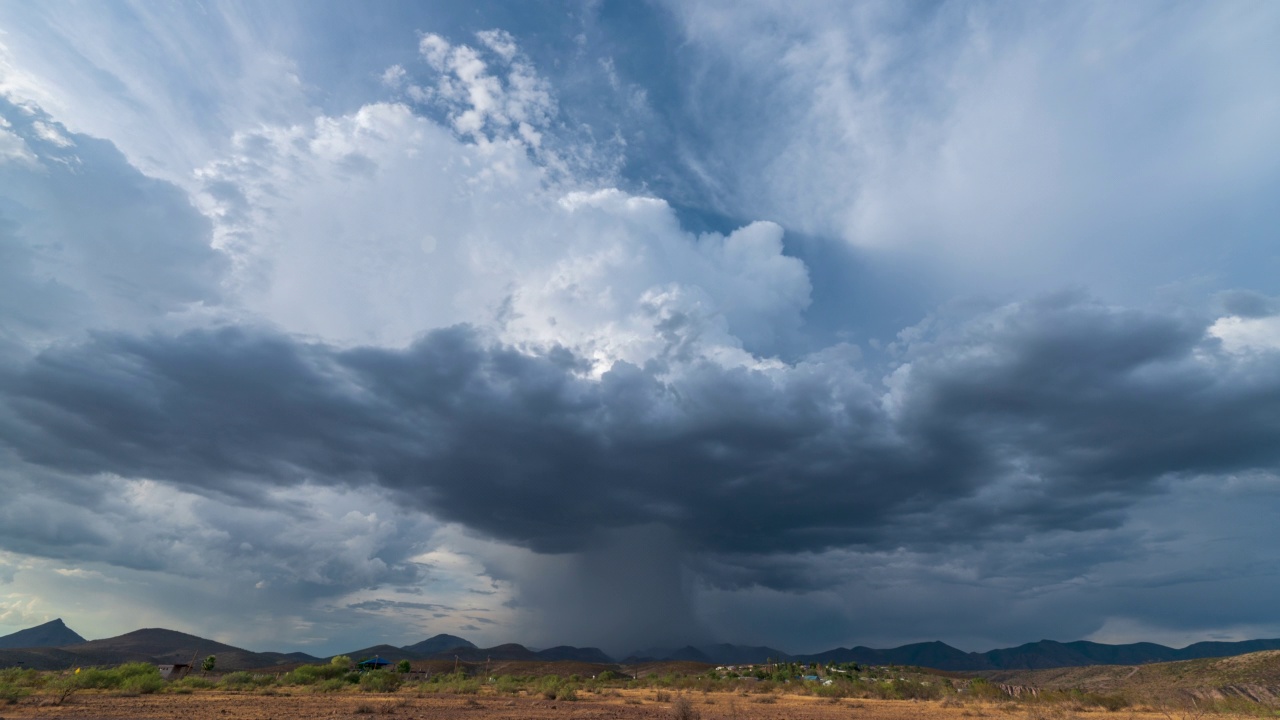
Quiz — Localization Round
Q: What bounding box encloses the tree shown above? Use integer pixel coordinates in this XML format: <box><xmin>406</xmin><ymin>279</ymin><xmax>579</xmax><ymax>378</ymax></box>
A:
<box><xmin>331</xmin><ymin>655</ymin><xmax>352</xmax><ymax>668</ymax></box>
<box><xmin>202</xmin><ymin>655</ymin><xmax>216</xmax><ymax>673</ymax></box>
<box><xmin>396</xmin><ymin>659</ymin><xmax>412</xmax><ymax>674</ymax></box>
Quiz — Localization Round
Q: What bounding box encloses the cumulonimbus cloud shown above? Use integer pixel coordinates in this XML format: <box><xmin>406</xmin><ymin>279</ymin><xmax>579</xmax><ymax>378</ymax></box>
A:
<box><xmin>4</xmin><ymin>295</ymin><xmax>1278</xmax><ymax>570</ymax></box>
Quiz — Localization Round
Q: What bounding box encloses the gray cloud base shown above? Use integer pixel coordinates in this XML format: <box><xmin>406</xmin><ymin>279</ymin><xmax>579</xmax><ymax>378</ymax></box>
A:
<box><xmin>5</xmin><ymin>295</ymin><xmax>1278</xmax><ymax>581</ymax></box>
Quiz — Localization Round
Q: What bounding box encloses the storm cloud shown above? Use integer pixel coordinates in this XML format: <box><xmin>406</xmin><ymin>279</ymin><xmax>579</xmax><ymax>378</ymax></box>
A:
<box><xmin>5</xmin><ymin>296</ymin><xmax>1277</xmax><ymax>569</ymax></box>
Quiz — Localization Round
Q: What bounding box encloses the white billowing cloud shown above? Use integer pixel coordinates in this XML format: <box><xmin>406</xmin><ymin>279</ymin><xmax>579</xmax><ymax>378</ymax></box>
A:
<box><xmin>402</xmin><ymin>29</ymin><xmax>623</xmax><ymax>185</ymax></box>
<box><xmin>196</xmin><ymin>97</ymin><xmax>810</xmax><ymax>364</ymax></box>
<box><xmin>30</xmin><ymin>120</ymin><xmax>71</xmax><ymax>147</ymax></box>
<box><xmin>1209</xmin><ymin>315</ymin><xmax>1280</xmax><ymax>354</ymax></box>
<box><xmin>416</xmin><ymin>29</ymin><xmax>553</xmax><ymax>150</ymax></box>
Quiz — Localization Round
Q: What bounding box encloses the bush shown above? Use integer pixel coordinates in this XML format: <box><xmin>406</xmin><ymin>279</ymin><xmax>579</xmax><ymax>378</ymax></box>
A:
<box><xmin>316</xmin><ymin>678</ymin><xmax>349</xmax><ymax>693</ymax></box>
<box><xmin>396</xmin><ymin>660</ymin><xmax>412</xmax><ymax>674</ymax></box>
<box><xmin>672</xmin><ymin>694</ymin><xmax>701</xmax><ymax>720</ymax></box>
<box><xmin>116</xmin><ymin>663</ymin><xmax>162</xmax><ymax>680</ymax></box>
<box><xmin>968</xmin><ymin>679</ymin><xmax>1009</xmax><ymax>701</ymax></box>
<box><xmin>73</xmin><ymin>668</ymin><xmax>116</xmax><ymax>689</ymax></box>
<box><xmin>358</xmin><ymin>670</ymin><xmax>401</xmax><ymax>693</ymax></box>
<box><xmin>0</xmin><ymin>668</ymin><xmax>43</xmax><ymax>688</ymax></box>
<box><xmin>815</xmin><ymin>681</ymin><xmax>852</xmax><ymax>699</ymax></box>
<box><xmin>71</xmin><ymin>662</ymin><xmax>163</xmax><ymax>691</ymax></box>
<box><xmin>220</xmin><ymin>671</ymin><xmax>275</xmax><ymax>689</ymax></box>
<box><xmin>896</xmin><ymin>679</ymin><xmax>943</xmax><ymax>700</ymax></box>
<box><xmin>117</xmin><ymin>673</ymin><xmax>165</xmax><ymax>696</ymax></box>
<box><xmin>281</xmin><ymin>664</ymin><xmax>346</xmax><ymax>686</ymax></box>
<box><xmin>219</xmin><ymin>671</ymin><xmax>254</xmax><ymax>687</ymax></box>
<box><xmin>494</xmin><ymin>675</ymin><xmax>522</xmax><ymax>695</ymax></box>
<box><xmin>173</xmin><ymin>675</ymin><xmax>216</xmax><ymax>690</ymax></box>
<box><xmin>0</xmin><ymin>682</ymin><xmax>30</xmax><ymax>704</ymax></box>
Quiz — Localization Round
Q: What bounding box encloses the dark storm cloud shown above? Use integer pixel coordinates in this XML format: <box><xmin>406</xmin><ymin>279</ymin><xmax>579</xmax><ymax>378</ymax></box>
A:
<box><xmin>3</xmin><ymin>295</ymin><xmax>1280</xmax><ymax>591</ymax></box>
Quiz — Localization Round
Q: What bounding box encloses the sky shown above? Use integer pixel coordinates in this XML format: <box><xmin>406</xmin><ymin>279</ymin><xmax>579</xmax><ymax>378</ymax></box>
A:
<box><xmin>0</xmin><ymin>0</ymin><xmax>1278</xmax><ymax>658</ymax></box>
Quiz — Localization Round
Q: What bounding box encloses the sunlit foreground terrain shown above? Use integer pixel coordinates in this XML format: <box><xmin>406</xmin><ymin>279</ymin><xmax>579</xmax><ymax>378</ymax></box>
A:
<box><xmin>0</xmin><ymin>689</ymin><xmax>1231</xmax><ymax>720</ymax></box>
<box><xmin>2</xmin><ymin>650</ymin><xmax>1280</xmax><ymax>717</ymax></box>
<box><xmin>3</xmin><ymin>652</ymin><xmax>1277</xmax><ymax>720</ymax></box>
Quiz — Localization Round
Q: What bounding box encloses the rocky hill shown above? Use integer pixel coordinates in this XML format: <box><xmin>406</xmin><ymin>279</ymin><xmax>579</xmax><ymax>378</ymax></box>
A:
<box><xmin>977</xmin><ymin>649</ymin><xmax>1280</xmax><ymax>704</ymax></box>
<box><xmin>0</xmin><ymin>618</ymin><xmax>85</xmax><ymax>649</ymax></box>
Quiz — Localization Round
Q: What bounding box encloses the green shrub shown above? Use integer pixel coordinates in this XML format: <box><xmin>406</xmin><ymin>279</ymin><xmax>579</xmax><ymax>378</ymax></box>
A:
<box><xmin>220</xmin><ymin>671</ymin><xmax>254</xmax><ymax>687</ymax></box>
<box><xmin>220</xmin><ymin>671</ymin><xmax>274</xmax><ymax>689</ymax></box>
<box><xmin>116</xmin><ymin>663</ymin><xmax>162</xmax><ymax>680</ymax></box>
<box><xmin>117</xmin><ymin>673</ymin><xmax>165</xmax><ymax>696</ymax></box>
<box><xmin>450</xmin><ymin>680</ymin><xmax>482</xmax><ymax>694</ymax></box>
<box><xmin>72</xmin><ymin>662</ymin><xmax>163</xmax><ymax>691</ymax></box>
<box><xmin>968</xmin><ymin>678</ymin><xmax>1009</xmax><ymax>701</ymax></box>
<box><xmin>0</xmin><ymin>682</ymin><xmax>31</xmax><ymax>704</ymax></box>
<box><xmin>815</xmin><ymin>681</ymin><xmax>852</xmax><ymax>698</ymax></box>
<box><xmin>73</xmin><ymin>668</ymin><xmax>117</xmax><ymax>689</ymax></box>
<box><xmin>316</xmin><ymin>678</ymin><xmax>349</xmax><ymax>693</ymax></box>
<box><xmin>494</xmin><ymin>675</ymin><xmax>522</xmax><ymax>695</ymax></box>
<box><xmin>174</xmin><ymin>675</ymin><xmax>216</xmax><ymax>690</ymax></box>
<box><xmin>396</xmin><ymin>660</ymin><xmax>412</xmax><ymax>674</ymax></box>
<box><xmin>281</xmin><ymin>664</ymin><xmax>345</xmax><ymax>685</ymax></box>
<box><xmin>358</xmin><ymin>670</ymin><xmax>401</xmax><ymax>693</ymax></box>
<box><xmin>0</xmin><ymin>668</ymin><xmax>43</xmax><ymax>688</ymax></box>
<box><xmin>895</xmin><ymin>679</ymin><xmax>942</xmax><ymax>700</ymax></box>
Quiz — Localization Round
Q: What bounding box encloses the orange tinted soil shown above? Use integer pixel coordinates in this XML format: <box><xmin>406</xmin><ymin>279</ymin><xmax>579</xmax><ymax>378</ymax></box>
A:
<box><xmin>0</xmin><ymin>690</ymin><xmax>1171</xmax><ymax>720</ymax></box>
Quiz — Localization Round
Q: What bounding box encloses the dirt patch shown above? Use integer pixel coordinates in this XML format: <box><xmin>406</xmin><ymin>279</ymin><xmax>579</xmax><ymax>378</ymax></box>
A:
<box><xmin>0</xmin><ymin>691</ymin><xmax>1181</xmax><ymax>720</ymax></box>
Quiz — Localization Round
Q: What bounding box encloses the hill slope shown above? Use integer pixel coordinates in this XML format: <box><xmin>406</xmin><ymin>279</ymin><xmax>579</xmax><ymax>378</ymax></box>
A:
<box><xmin>0</xmin><ymin>627</ymin><xmax>306</xmax><ymax>670</ymax></box>
<box><xmin>979</xmin><ymin>650</ymin><xmax>1280</xmax><ymax>704</ymax></box>
<box><xmin>0</xmin><ymin>618</ymin><xmax>85</xmax><ymax>649</ymax></box>
<box><xmin>402</xmin><ymin>633</ymin><xmax>476</xmax><ymax>656</ymax></box>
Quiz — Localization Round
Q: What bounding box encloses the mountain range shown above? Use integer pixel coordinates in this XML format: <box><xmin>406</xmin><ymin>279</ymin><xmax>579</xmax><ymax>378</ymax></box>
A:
<box><xmin>633</xmin><ymin>638</ymin><xmax>1280</xmax><ymax>670</ymax></box>
<box><xmin>3</xmin><ymin>619</ymin><xmax>1279</xmax><ymax>672</ymax></box>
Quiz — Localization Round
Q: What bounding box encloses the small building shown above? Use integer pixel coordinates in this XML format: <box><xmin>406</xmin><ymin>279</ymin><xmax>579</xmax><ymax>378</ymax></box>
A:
<box><xmin>357</xmin><ymin>657</ymin><xmax>392</xmax><ymax>671</ymax></box>
<box><xmin>157</xmin><ymin>663</ymin><xmax>191</xmax><ymax>680</ymax></box>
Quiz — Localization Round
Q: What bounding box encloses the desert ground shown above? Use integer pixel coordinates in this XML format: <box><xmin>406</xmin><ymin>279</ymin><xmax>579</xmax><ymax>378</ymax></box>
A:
<box><xmin>0</xmin><ymin>689</ymin><xmax>1186</xmax><ymax>720</ymax></box>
